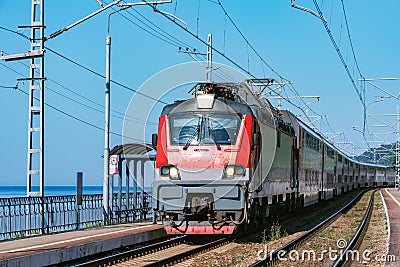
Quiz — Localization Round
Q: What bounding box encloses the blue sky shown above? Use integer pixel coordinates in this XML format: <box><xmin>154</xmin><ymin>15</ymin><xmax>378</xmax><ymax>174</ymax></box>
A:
<box><xmin>0</xmin><ymin>0</ymin><xmax>399</xmax><ymax>186</ymax></box>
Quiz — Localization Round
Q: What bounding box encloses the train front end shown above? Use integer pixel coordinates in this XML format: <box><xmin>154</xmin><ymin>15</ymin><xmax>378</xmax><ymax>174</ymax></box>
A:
<box><xmin>153</xmin><ymin>86</ymin><xmax>253</xmax><ymax>234</ymax></box>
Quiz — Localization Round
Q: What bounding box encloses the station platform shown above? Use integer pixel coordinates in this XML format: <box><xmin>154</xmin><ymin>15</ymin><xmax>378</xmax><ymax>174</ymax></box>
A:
<box><xmin>0</xmin><ymin>222</ymin><xmax>165</xmax><ymax>267</ymax></box>
<box><xmin>381</xmin><ymin>188</ymin><xmax>400</xmax><ymax>266</ymax></box>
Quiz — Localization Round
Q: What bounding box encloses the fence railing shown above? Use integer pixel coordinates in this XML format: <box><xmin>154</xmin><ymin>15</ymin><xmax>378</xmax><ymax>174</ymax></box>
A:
<box><xmin>0</xmin><ymin>193</ymin><xmax>152</xmax><ymax>241</ymax></box>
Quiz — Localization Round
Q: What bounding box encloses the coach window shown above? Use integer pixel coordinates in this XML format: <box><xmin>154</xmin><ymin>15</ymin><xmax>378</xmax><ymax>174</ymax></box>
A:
<box><xmin>277</xmin><ymin>131</ymin><xmax>281</xmax><ymax>148</ymax></box>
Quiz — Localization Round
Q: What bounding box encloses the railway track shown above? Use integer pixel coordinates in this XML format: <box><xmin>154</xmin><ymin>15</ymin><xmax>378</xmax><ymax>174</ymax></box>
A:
<box><xmin>250</xmin><ymin>189</ymin><xmax>375</xmax><ymax>267</ymax></box>
<box><xmin>73</xmin><ymin>235</ymin><xmax>232</xmax><ymax>267</ymax></box>
<box><xmin>332</xmin><ymin>190</ymin><xmax>375</xmax><ymax>267</ymax></box>
<box><xmin>73</xmin><ymin>235</ymin><xmax>186</xmax><ymax>267</ymax></box>
<box><xmin>72</xmin><ymin>190</ymin><xmax>376</xmax><ymax>267</ymax></box>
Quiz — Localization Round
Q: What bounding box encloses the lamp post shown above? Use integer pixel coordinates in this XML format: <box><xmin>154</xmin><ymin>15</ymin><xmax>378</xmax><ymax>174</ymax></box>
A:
<box><xmin>102</xmin><ymin>1</ymin><xmax>172</xmax><ymax>223</ymax></box>
<box><xmin>103</xmin><ymin>6</ymin><xmax>130</xmax><ymax>224</ymax></box>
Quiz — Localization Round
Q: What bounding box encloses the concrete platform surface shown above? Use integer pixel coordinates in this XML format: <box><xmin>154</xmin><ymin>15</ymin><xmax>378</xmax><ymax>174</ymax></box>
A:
<box><xmin>0</xmin><ymin>222</ymin><xmax>165</xmax><ymax>267</ymax></box>
<box><xmin>382</xmin><ymin>188</ymin><xmax>400</xmax><ymax>266</ymax></box>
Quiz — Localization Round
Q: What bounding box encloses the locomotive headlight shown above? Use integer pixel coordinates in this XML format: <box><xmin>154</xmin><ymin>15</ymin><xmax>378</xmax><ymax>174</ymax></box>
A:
<box><xmin>160</xmin><ymin>164</ymin><xmax>180</xmax><ymax>180</ymax></box>
<box><xmin>223</xmin><ymin>164</ymin><xmax>245</xmax><ymax>178</ymax></box>
<box><xmin>225</xmin><ymin>166</ymin><xmax>235</xmax><ymax>177</ymax></box>
<box><xmin>169</xmin><ymin>166</ymin><xmax>179</xmax><ymax>179</ymax></box>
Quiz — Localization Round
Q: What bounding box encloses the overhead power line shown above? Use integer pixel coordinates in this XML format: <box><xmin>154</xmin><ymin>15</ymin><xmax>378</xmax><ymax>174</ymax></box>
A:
<box><xmin>0</xmin><ymin>84</ymin><xmax>18</xmax><ymax>89</ymax></box>
<box><xmin>150</xmin><ymin>0</ymin><xmax>327</xmax><ymax>132</ymax></box>
<box><xmin>121</xmin><ymin>1</ymin><xmax>196</xmax><ymax>50</ymax></box>
<box><xmin>311</xmin><ymin>0</ymin><xmax>364</xmax><ymax>104</ymax></box>
<box><xmin>216</xmin><ymin>0</ymin><xmax>284</xmax><ymax>81</ymax></box>
<box><xmin>0</xmin><ymin>49</ymin><xmax>157</xmax><ymax>125</ymax></box>
<box><xmin>0</xmin><ymin>62</ymin><xmax>143</xmax><ymax>142</ymax></box>
<box><xmin>1</xmin><ymin>4</ymin><xmax>340</xmax><ymax>144</ymax></box>
<box><xmin>45</xmin><ymin>47</ymin><xmax>168</xmax><ymax>105</ymax></box>
<box><xmin>340</xmin><ymin>0</ymin><xmax>362</xmax><ymax>77</ymax></box>
<box><xmin>0</xmin><ymin>26</ymin><xmax>30</xmax><ymax>40</ymax></box>
<box><xmin>211</xmin><ymin>0</ymin><xmax>327</xmax><ymax>124</ymax></box>
<box><xmin>0</xmin><ymin>26</ymin><xmax>168</xmax><ymax>105</ymax></box>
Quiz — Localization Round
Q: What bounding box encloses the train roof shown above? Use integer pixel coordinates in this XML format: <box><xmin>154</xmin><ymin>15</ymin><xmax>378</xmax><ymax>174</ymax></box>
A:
<box><xmin>158</xmin><ymin>82</ymin><xmax>393</xmax><ymax>170</ymax></box>
<box><xmin>276</xmin><ymin>110</ymin><xmax>392</xmax><ymax>169</ymax></box>
<box><xmin>160</xmin><ymin>96</ymin><xmax>254</xmax><ymax>116</ymax></box>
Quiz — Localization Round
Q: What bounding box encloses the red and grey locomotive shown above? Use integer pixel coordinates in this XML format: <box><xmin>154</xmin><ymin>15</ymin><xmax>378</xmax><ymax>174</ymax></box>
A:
<box><xmin>152</xmin><ymin>82</ymin><xmax>395</xmax><ymax>235</ymax></box>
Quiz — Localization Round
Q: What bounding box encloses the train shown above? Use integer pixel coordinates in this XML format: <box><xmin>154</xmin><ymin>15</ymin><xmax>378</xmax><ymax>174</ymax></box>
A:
<box><xmin>151</xmin><ymin>81</ymin><xmax>395</xmax><ymax>235</ymax></box>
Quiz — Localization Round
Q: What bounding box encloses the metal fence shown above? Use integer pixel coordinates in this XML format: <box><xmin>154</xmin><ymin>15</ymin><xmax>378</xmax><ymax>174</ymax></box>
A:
<box><xmin>0</xmin><ymin>193</ymin><xmax>152</xmax><ymax>241</ymax></box>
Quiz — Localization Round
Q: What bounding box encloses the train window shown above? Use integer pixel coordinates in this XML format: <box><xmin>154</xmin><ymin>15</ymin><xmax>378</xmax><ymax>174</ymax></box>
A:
<box><xmin>304</xmin><ymin>132</ymin><xmax>321</xmax><ymax>152</ymax></box>
<box><xmin>277</xmin><ymin>131</ymin><xmax>281</xmax><ymax>148</ymax></box>
<box><xmin>169</xmin><ymin>114</ymin><xmax>202</xmax><ymax>145</ymax></box>
<box><xmin>327</xmin><ymin>173</ymin><xmax>334</xmax><ymax>184</ymax></box>
<box><xmin>170</xmin><ymin>113</ymin><xmax>241</xmax><ymax>146</ymax></box>
<box><xmin>327</xmin><ymin>147</ymin><xmax>335</xmax><ymax>159</ymax></box>
<box><xmin>305</xmin><ymin>133</ymin><xmax>309</xmax><ymax>146</ymax></box>
<box><xmin>204</xmin><ymin>114</ymin><xmax>241</xmax><ymax>145</ymax></box>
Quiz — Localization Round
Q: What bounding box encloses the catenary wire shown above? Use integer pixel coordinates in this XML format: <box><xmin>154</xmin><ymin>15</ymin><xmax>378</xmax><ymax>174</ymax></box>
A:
<box><xmin>0</xmin><ymin>26</ymin><xmax>169</xmax><ymax>105</ymax></box>
<box><xmin>45</xmin><ymin>47</ymin><xmax>168</xmax><ymax>105</ymax></box>
<box><xmin>0</xmin><ymin>62</ymin><xmax>143</xmax><ymax>142</ymax></box>
<box><xmin>0</xmin><ymin>49</ymin><xmax>157</xmax><ymax>125</ymax></box>
<box><xmin>312</xmin><ymin>0</ymin><xmax>363</xmax><ymax>104</ymax></box>
<box><xmin>214</xmin><ymin>1</ymin><xmax>325</xmax><ymax>121</ymax></box>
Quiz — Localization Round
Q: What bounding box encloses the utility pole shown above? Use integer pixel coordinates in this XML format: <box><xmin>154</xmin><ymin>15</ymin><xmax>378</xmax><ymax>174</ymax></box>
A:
<box><xmin>0</xmin><ymin>0</ymin><xmax>47</xmax><ymax>197</ymax></box>
<box><xmin>2</xmin><ymin>0</ymin><xmax>176</xmax><ymax>204</ymax></box>
<box><xmin>206</xmin><ymin>33</ymin><xmax>212</xmax><ymax>83</ymax></box>
<box><xmin>1</xmin><ymin>0</ymin><xmax>124</xmax><ymax>197</ymax></box>
<box><xmin>26</xmin><ymin>0</ymin><xmax>45</xmax><ymax>197</ymax></box>
<box><xmin>11</xmin><ymin>0</ymin><xmax>48</xmax><ymax>197</ymax></box>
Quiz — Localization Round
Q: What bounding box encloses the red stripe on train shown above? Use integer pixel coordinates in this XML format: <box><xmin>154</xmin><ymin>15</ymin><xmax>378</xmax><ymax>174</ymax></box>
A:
<box><xmin>156</xmin><ymin>115</ymin><xmax>168</xmax><ymax>168</ymax></box>
<box><xmin>235</xmin><ymin>115</ymin><xmax>253</xmax><ymax>168</ymax></box>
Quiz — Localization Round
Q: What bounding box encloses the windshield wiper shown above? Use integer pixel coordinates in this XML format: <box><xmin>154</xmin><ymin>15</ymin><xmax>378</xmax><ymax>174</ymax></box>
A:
<box><xmin>208</xmin><ymin>126</ymin><xmax>221</xmax><ymax>150</ymax></box>
<box><xmin>183</xmin><ymin>126</ymin><xmax>200</xmax><ymax>150</ymax></box>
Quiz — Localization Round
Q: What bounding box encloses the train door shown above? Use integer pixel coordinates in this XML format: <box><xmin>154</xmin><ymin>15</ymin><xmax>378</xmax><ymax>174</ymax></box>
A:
<box><xmin>320</xmin><ymin>143</ymin><xmax>325</xmax><ymax>200</ymax></box>
<box><xmin>291</xmin><ymin>138</ymin><xmax>299</xmax><ymax>190</ymax></box>
<box><xmin>250</xmin><ymin>119</ymin><xmax>261</xmax><ymax>187</ymax></box>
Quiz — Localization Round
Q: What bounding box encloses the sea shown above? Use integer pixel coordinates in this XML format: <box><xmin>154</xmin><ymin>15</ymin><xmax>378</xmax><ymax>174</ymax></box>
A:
<box><xmin>0</xmin><ymin>185</ymin><xmax>150</xmax><ymax>199</ymax></box>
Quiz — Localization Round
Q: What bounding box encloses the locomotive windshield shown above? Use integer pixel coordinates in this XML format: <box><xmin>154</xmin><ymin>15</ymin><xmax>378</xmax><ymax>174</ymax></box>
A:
<box><xmin>169</xmin><ymin>113</ymin><xmax>241</xmax><ymax>146</ymax></box>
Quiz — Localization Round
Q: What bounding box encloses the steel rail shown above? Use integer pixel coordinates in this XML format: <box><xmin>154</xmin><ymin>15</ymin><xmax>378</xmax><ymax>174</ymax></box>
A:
<box><xmin>249</xmin><ymin>189</ymin><xmax>369</xmax><ymax>267</ymax></box>
<box><xmin>332</xmin><ymin>190</ymin><xmax>376</xmax><ymax>267</ymax></box>
<box><xmin>73</xmin><ymin>235</ymin><xmax>186</xmax><ymax>267</ymax></box>
<box><xmin>142</xmin><ymin>237</ymin><xmax>232</xmax><ymax>267</ymax></box>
